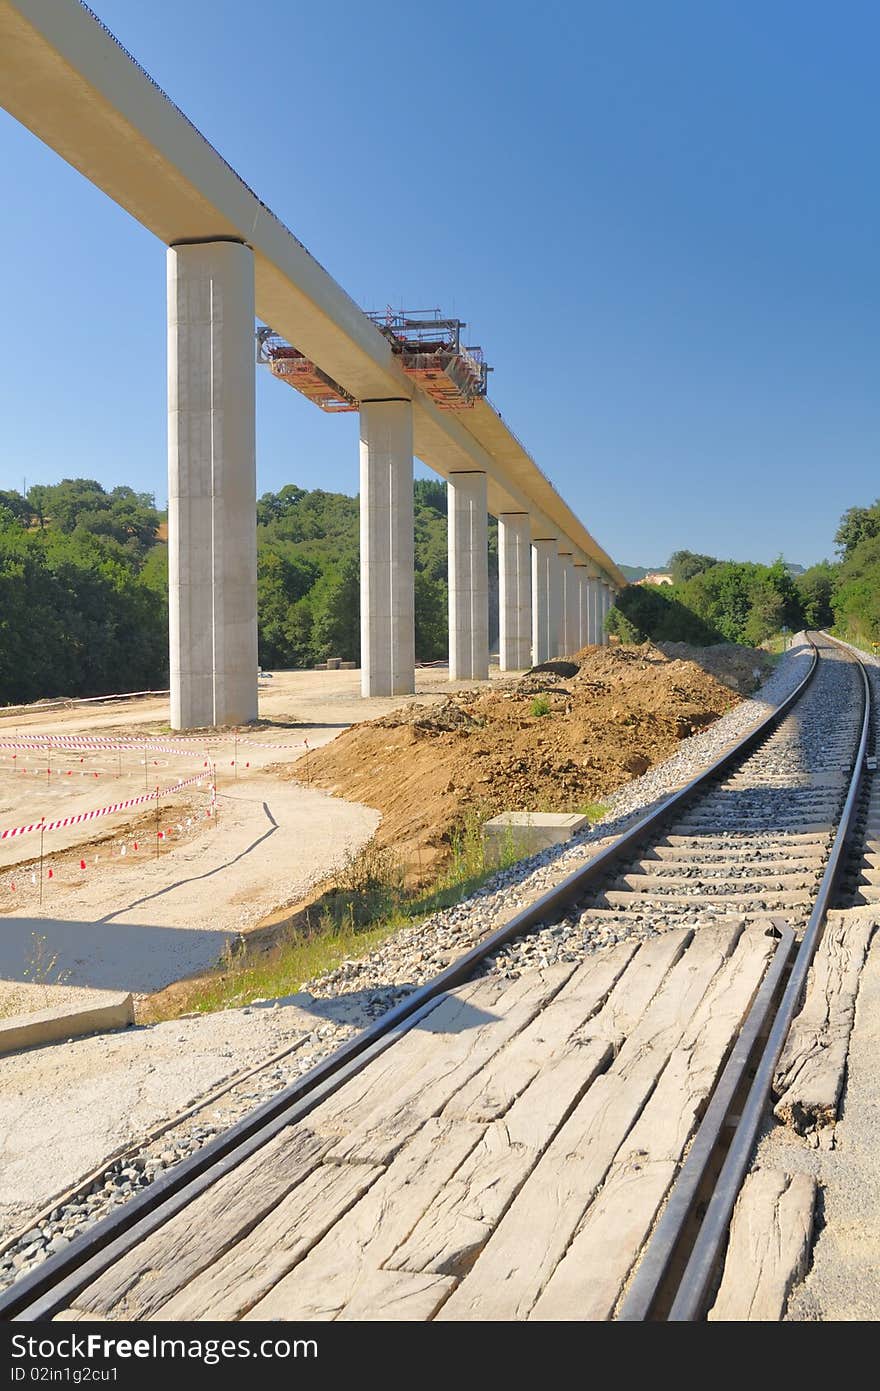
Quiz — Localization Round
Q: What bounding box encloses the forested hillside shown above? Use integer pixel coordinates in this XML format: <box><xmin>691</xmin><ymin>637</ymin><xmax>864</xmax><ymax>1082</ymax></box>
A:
<box><xmin>252</xmin><ymin>478</ymin><xmax>498</xmax><ymax>669</ymax></box>
<box><xmin>0</xmin><ymin>477</ymin><xmax>497</xmax><ymax>702</ymax></box>
<box><xmin>2</xmin><ymin>477</ymin><xmax>878</xmax><ymax>705</ymax></box>
<box><xmin>608</xmin><ymin>518</ymin><xmax>875</xmax><ymax>647</ymax></box>
<box><xmin>0</xmin><ymin>480</ymin><xmax>167</xmax><ymax>703</ymax></box>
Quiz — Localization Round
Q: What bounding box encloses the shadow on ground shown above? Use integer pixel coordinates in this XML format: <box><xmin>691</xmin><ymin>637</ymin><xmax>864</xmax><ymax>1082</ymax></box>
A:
<box><xmin>249</xmin><ymin>986</ymin><xmax>497</xmax><ymax>1034</ymax></box>
<box><xmin>0</xmin><ymin>918</ymin><xmax>235</xmax><ymax>994</ymax></box>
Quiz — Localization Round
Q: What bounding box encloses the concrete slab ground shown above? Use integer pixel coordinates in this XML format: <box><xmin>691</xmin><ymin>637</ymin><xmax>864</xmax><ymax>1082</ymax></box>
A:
<box><xmin>0</xmin><ymin>777</ymin><xmax>379</xmax><ymax>999</ymax></box>
<box><xmin>0</xmin><ymin>666</ymin><xmax>497</xmax><ymax>1009</ymax></box>
<box><xmin>0</xmin><ymin>992</ymin><xmax>133</xmax><ymax>1056</ymax></box>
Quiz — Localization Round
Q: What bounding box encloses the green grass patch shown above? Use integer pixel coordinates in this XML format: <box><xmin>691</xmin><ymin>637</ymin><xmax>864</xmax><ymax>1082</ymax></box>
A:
<box><xmin>829</xmin><ymin>627</ymin><xmax>880</xmax><ymax>658</ymax></box>
<box><xmin>529</xmin><ymin>696</ymin><xmax>551</xmax><ymax>717</ymax></box>
<box><xmin>146</xmin><ymin>810</ymin><xmax>524</xmax><ymax>1021</ymax></box>
<box><xmin>177</xmin><ymin>917</ymin><xmax>399</xmax><ymax>1017</ymax></box>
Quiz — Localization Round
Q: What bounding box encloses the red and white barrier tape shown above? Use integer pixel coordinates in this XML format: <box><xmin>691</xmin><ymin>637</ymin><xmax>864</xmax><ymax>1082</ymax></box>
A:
<box><xmin>0</xmin><ymin>740</ymin><xmax>211</xmax><ymax>760</ymax></box>
<box><xmin>0</xmin><ymin>732</ymin><xmax>307</xmax><ymax>754</ymax></box>
<box><xmin>0</xmin><ymin>770</ymin><xmax>211</xmax><ymax>842</ymax></box>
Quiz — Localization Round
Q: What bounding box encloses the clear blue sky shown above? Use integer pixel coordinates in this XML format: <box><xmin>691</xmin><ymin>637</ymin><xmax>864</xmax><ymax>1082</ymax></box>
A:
<box><xmin>1</xmin><ymin>0</ymin><xmax>877</xmax><ymax>569</ymax></box>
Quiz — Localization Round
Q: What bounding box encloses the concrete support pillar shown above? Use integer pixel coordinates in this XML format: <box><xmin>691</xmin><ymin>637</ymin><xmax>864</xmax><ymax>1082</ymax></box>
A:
<box><xmin>594</xmin><ymin>581</ymin><xmax>604</xmax><ymax>645</ymax></box>
<box><xmin>359</xmin><ymin>400</ymin><xmax>415</xmax><ymax>697</ymax></box>
<box><xmin>531</xmin><ymin>538</ymin><xmax>561</xmax><ymax>664</ymax></box>
<box><xmin>551</xmin><ymin>551</ymin><xmax>563</xmax><ymax>657</ymax></box>
<box><xmin>559</xmin><ymin>554</ymin><xmax>579</xmax><ymax>655</ymax></box>
<box><xmin>604</xmin><ymin>583</ymin><xmax>616</xmax><ymax>640</ymax></box>
<box><xmin>598</xmin><ymin>581</ymin><xmax>611</xmax><ymax>644</ymax></box>
<box><xmin>574</xmin><ymin>565</ymin><xmax>590</xmax><ymax>648</ymax></box>
<box><xmin>498</xmin><ymin>513</ymin><xmax>532</xmax><ymax>671</ymax></box>
<box><xmin>168</xmin><ymin>240</ymin><xmax>257</xmax><ymax>731</ymax></box>
<box><xmin>585</xmin><ymin>576</ymin><xmax>602</xmax><ymax>645</ymax></box>
<box><xmin>448</xmin><ymin>471</ymin><xmax>489</xmax><ymax>681</ymax></box>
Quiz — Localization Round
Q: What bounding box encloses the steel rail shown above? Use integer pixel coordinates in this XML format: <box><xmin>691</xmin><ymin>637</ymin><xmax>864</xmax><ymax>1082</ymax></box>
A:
<box><xmin>666</xmin><ymin>633</ymin><xmax>871</xmax><ymax>1321</ymax></box>
<box><xmin>616</xmin><ymin>918</ymin><xmax>797</xmax><ymax>1321</ymax></box>
<box><xmin>0</xmin><ymin>637</ymin><xmax>820</xmax><ymax>1321</ymax></box>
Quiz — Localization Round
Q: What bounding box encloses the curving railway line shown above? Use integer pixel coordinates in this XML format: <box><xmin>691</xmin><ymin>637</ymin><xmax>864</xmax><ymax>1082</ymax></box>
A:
<box><xmin>0</xmin><ymin>632</ymin><xmax>873</xmax><ymax>1323</ymax></box>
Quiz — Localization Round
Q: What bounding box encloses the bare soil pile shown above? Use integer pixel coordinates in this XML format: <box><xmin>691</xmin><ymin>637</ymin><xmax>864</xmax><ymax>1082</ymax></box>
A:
<box><xmin>297</xmin><ymin>643</ymin><xmax>772</xmax><ymax>881</ymax></box>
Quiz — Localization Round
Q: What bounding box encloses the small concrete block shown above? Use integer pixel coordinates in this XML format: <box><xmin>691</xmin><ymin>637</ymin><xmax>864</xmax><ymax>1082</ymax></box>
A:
<box><xmin>483</xmin><ymin>811</ymin><xmax>589</xmax><ymax>863</ymax></box>
<box><xmin>326</xmin><ymin>658</ymin><xmax>342</xmax><ymax>670</ymax></box>
<box><xmin>0</xmin><ymin>992</ymin><xmax>134</xmax><ymax>1055</ymax></box>
<box><xmin>340</xmin><ymin>661</ymin><xmax>358</xmax><ymax>670</ymax></box>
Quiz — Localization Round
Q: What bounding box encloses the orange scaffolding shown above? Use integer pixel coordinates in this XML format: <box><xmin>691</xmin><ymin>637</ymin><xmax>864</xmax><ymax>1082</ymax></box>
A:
<box><xmin>257</xmin><ymin>310</ymin><xmax>491</xmax><ymax>414</ymax></box>
<box><xmin>256</xmin><ymin>330</ymin><xmax>356</xmax><ymax>413</ymax></box>
<box><xmin>368</xmin><ymin>309</ymin><xmax>490</xmax><ymax>411</ymax></box>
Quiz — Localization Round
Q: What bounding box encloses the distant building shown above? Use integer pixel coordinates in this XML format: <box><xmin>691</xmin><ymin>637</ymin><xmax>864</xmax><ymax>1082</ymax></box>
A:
<box><xmin>638</xmin><ymin>571</ymin><xmax>674</xmax><ymax>587</ymax></box>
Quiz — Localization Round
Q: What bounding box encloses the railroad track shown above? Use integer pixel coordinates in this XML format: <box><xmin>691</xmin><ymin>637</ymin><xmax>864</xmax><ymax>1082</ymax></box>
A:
<box><xmin>0</xmin><ymin>632</ymin><xmax>871</xmax><ymax>1323</ymax></box>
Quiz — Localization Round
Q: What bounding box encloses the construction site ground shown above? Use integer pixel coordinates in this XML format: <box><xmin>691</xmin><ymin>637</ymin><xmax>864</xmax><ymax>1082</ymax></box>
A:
<box><xmin>0</xmin><ymin>669</ymin><xmax>445</xmax><ymax>1023</ymax></box>
<box><xmin>297</xmin><ymin>642</ymin><xmax>768</xmax><ymax>879</ymax></box>
<box><xmin>0</xmin><ymin>644</ymin><xmax>769</xmax><ymax>1241</ymax></box>
<box><xmin>0</xmin><ymin>646</ymin><xmax>768</xmax><ymax>1023</ymax></box>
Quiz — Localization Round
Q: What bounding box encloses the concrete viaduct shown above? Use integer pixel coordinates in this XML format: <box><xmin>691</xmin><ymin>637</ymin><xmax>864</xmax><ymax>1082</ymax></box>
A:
<box><xmin>0</xmin><ymin>0</ymin><xmax>627</xmax><ymax>730</ymax></box>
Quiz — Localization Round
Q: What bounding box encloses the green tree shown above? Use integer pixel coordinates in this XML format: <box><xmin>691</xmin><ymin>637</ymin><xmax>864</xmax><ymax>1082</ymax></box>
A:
<box><xmin>39</xmin><ymin>478</ymin><xmax>108</xmax><ymax>532</ymax></box>
<box><xmin>0</xmin><ymin>490</ymin><xmax>33</xmax><ymax>526</ymax></box>
<box><xmin>140</xmin><ymin>543</ymin><xmax>168</xmax><ymax>598</ymax></box>
<box><xmin>677</xmin><ymin>557</ymin><xmax>802</xmax><ymax>645</ymax></box>
<box><xmin>310</xmin><ymin>555</ymin><xmax>361</xmax><ymax>661</ymax></box>
<box><xmin>668</xmin><ymin>550</ymin><xmax>719</xmax><ymax>584</ymax></box>
<box><xmin>796</xmin><ymin>562</ymin><xmax>836</xmax><ymax>628</ymax></box>
<box><xmin>256</xmin><ymin>484</ymin><xmax>307</xmax><ymax>527</ymax></box>
<box><xmin>284</xmin><ymin>600</ymin><xmax>316</xmax><ymax>667</ymax></box>
<box><xmin>678</xmin><ymin>563</ymin><xmax>754</xmax><ymax>642</ymax></box>
<box><xmin>607</xmin><ymin>583</ymin><xmax>723</xmax><ymax>644</ymax></box>
<box><xmin>834</xmin><ymin>501</ymin><xmax>880</xmax><ymax>560</ymax></box>
<box><xmin>22</xmin><ymin>479</ymin><xmax>161</xmax><ymax>561</ymax></box>
<box><xmin>742</xmin><ymin>580</ymin><xmax>787</xmax><ymax>645</ymax></box>
<box><xmin>414</xmin><ymin>571</ymin><xmax>448</xmax><ymax>659</ymax></box>
<box><xmin>26</xmin><ymin>484</ymin><xmax>50</xmax><ymax>530</ymax></box>
<box><xmin>257</xmin><ymin>546</ymin><xmax>319</xmax><ymax>666</ymax></box>
<box><xmin>414</xmin><ymin>505</ymin><xmax>448</xmax><ymax>583</ymax></box>
<box><xmin>413</xmin><ymin>478</ymin><xmax>448</xmax><ymax>515</ymax></box>
<box><xmin>0</xmin><ymin>515</ymin><xmax>167</xmax><ymax>703</ymax></box>
<box><xmin>833</xmin><ymin>533</ymin><xmax>880</xmax><ymax>644</ymax></box>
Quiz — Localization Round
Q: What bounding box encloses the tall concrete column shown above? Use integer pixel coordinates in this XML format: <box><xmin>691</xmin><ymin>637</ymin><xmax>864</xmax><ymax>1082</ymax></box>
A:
<box><xmin>559</xmin><ymin>553</ymin><xmax>579</xmax><ymax>655</ymax></box>
<box><xmin>604</xmin><ymin>583</ymin><xmax>616</xmax><ymax>641</ymax></box>
<box><xmin>359</xmin><ymin>400</ymin><xmax>415</xmax><ymax>697</ymax></box>
<box><xmin>168</xmin><ymin>240</ymin><xmax>257</xmax><ymax>731</ymax></box>
<box><xmin>574</xmin><ymin>565</ymin><xmax>590</xmax><ymax>648</ymax></box>
<box><xmin>599</xmin><ymin>581</ymin><xmax>611</xmax><ymax>644</ymax></box>
<box><xmin>498</xmin><ymin>513</ymin><xmax>532</xmax><ymax>671</ymax></box>
<box><xmin>448</xmin><ymin>471</ymin><xmax>489</xmax><ymax>681</ymax></box>
<box><xmin>531</xmin><ymin>538</ymin><xmax>561</xmax><ymax>664</ymax></box>
<box><xmin>586</xmin><ymin>575</ymin><xmax>602</xmax><ymax>645</ymax></box>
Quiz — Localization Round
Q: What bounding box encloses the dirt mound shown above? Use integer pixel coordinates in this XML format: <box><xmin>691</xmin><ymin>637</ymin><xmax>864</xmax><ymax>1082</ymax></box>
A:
<box><xmin>296</xmin><ymin>642</ymin><xmax>771</xmax><ymax>883</ymax></box>
<box><xmin>656</xmin><ymin>642</ymin><xmax>770</xmax><ymax>695</ymax></box>
<box><xmin>374</xmin><ymin>701</ymin><xmax>477</xmax><ymax>735</ymax></box>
